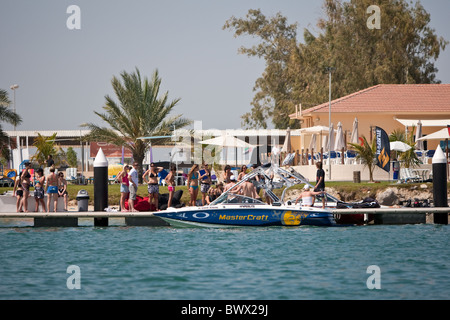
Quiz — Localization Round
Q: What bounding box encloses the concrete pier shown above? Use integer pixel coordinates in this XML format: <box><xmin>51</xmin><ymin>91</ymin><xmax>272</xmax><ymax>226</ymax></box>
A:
<box><xmin>0</xmin><ymin>207</ymin><xmax>448</xmax><ymax>227</ymax></box>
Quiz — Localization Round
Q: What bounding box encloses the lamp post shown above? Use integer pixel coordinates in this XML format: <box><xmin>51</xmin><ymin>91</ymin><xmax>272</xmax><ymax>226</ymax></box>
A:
<box><xmin>10</xmin><ymin>84</ymin><xmax>19</xmax><ymax>131</ymax></box>
<box><xmin>325</xmin><ymin>67</ymin><xmax>335</xmax><ymax>180</ymax></box>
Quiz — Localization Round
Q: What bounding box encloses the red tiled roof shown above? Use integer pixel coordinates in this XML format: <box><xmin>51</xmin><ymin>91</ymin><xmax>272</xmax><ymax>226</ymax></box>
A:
<box><xmin>292</xmin><ymin>84</ymin><xmax>450</xmax><ymax>115</ymax></box>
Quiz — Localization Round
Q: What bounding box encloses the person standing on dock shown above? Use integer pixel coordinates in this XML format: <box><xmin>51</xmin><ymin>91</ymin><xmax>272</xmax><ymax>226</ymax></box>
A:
<box><xmin>117</xmin><ymin>164</ymin><xmax>130</xmax><ymax>212</ymax></box>
<box><xmin>34</xmin><ymin>168</ymin><xmax>46</xmax><ymax>212</ymax></box>
<box><xmin>58</xmin><ymin>172</ymin><xmax>69</xmax><ymax>211</ymax></box>
<box><xmin>165</xmin><ymin>164</ymin><xmax>176</xmax><ymax>208</ymax></box>
<box><xmin>128</xmin><ymin>162</ymin><xmax>139</xmax><ymax>212</ymax></box>
<box><xmin>314</xmin><ymin>161</ymin><xmax>326</xmax><ymax>209</ymax></box>
<box><xmin>45</xmin><ymin>166</ymin><xmax>59</xmax><ymax>212</ymax></box>
<box><xmin>143</xmin><ymin>162</ymin><xmax>163</xmax><ymax>211</ymax></box>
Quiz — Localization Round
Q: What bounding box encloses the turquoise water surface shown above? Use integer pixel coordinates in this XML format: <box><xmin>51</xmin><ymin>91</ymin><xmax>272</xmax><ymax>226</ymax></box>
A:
<box><xmin>0</xmin><ymin>222</ymin><xmax>448</xmax><ymax>300</ymax></box>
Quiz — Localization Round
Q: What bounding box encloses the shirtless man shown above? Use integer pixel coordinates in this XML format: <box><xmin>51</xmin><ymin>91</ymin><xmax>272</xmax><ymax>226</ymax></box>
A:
<box><xmin>234</xmin><ymin>180</ymin><xmax>259</xmax><ymax>199</ymax></box>
<box><xmin>224</xmin><ymin>175</ymin><xmax>236</xmax><ymax>192</ymax></box>
<box><xmin>46</xmin><ymin>166</ymin><xmax>59</xmax><ymax>212</ymax></box>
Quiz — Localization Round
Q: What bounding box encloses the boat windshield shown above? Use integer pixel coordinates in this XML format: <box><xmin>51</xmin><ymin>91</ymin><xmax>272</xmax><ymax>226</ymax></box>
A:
<box><xmin>213</xmin><ymin>193</ymin><xmax>266</xmax><ymax>205</ymax></box>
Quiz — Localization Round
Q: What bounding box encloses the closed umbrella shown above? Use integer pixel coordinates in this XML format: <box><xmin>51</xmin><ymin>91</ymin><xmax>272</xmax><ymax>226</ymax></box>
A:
<box><xmin>327</xmin><ymin>123</ymin><xmax>335</xmax><ymax>152</ymax></box>
<box><xmin>281</xmin><ymin>127</ymin><xmax>291</xmax><ymax>153</ymax></box>
<box><xmin>309</xmin><ymin>133</ymin><xmax>317</xmax><ymax>151</ymax></box>
<box><xmin>334</xmin><ymin>122</ymin><xmax>346</xmax><ymax>151</ymax></box>
<box><xmin>415</xmin><ymin>121</ymin><xmax>424</xmax><ymax>150</ymax></box>
<box><xmin>350</xmin><ymin>117</ymin><xmax>359</xmax><ymax>144</ymax></box>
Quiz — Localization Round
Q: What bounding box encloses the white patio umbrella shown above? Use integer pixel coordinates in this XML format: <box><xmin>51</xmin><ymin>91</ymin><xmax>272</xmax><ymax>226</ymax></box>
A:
<box><xmin>390</xmin><ymin>141</ymin><xmax>412</xmax><ymax>152</ymax></box>
<box><xmin>415</xmin><ymin>121</ymin><xmax>424</xmax><ymax>150</ymax></box>
<box><xmin>334</xmin><ymin>122</ymin><xmax>346</xmax><ymax>151</ymax></box>
<box><xmin>200</xmin><ymin>134</ymin><xmax>253</xmax><ymax>166</ymax></box>
<box><xmin>299</xmin><ymin>125</ymin><xmax>329</xmax><ymax>151</ymax></box>
<box><xmin>350</xmin><ymin>117</ymin><xmax>359</xmax><ymax>144</ymax></box>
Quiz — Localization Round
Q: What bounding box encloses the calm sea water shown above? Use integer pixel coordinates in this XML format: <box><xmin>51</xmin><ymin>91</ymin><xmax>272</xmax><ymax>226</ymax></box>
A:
<box><xmin>0</xmin><ymin>220</ymin><xmax>448</xmax><ymax>300</ymax></box>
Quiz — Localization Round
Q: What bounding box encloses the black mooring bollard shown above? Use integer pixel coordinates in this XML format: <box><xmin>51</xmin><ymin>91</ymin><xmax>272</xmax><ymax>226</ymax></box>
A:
<box><xmin>432</xmin><ymin>146</ymin><xmax>448</xmax><ymax>224</ymax></box>
<box><xmin>94</xmin><ymin>148</ymin><xmax>109</xmax><ymax>227</ymax></box>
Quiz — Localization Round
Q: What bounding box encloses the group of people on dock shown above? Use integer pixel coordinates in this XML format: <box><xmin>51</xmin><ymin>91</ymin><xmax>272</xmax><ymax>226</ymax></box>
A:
<box><xmin>12</xmin><ymin>158</ymin><xmax>69</xmax><ymax>213</ymax></box>
<box><xmin>116</xmin><ymin>162</ymin><xmax>224</xmax><ymax>212</ymax></box>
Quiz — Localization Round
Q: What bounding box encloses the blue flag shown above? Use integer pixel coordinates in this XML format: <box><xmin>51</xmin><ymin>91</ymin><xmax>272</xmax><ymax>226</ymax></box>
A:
<box><xmin>375</xmin><ymin>127</ymin><xmax>390</xmax><ymax>173</ymax></box>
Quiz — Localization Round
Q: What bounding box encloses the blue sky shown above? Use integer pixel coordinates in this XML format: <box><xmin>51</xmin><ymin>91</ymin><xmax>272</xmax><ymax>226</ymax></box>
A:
<box><xmin>1</xmin><ymin>0</ymin><xmax>449</xmax><ymax>132</ymax></box>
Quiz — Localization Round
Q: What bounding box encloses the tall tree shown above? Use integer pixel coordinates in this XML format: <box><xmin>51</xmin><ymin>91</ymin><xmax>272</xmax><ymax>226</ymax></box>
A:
<box><xmin>82</xmin><ymin>68</ymin><xmax>191</xmax><ymax>181</ymax></box>
<box><xmin>0</xmin><ymin>89</ymin><xmax>22</xmax><ymax>162</ymax></box>
<box><xmin>224</xmin><ymin>0</ymin><xmax>448</xmax><ymax>129</ymax></box>
<box><xmin>223</xmin><ymin>9</ymin><xmax>299</xmax><ymax>129</ymax></box>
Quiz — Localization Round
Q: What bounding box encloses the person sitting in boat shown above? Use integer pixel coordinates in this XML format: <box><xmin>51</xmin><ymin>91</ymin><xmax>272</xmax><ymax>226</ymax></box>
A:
<box><xmin>234</xmin><ymin>179</ymin><xmax>259</xmax><ymax>200</ymax></box>
<box><xmin>224</xmin><ymin>175</ymin><xmax>236</xmax><ymax>192</ymax></box>
<box><xmin>294</xmin><ymin>184</ymin><xmax>325</xmax><ymax>207</ymax></box>
<box><xmin>206</xmin><ymin>185</ymin><xmax>220</xmax><ymax>204</ymax></box>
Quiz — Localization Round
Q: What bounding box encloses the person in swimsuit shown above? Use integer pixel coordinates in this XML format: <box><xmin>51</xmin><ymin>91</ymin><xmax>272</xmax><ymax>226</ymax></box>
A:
<box><xmin>200</xmin><ymin>164</ymin><xmax>211</xmax><ymax>206</ymax></box>
<box><xmin>143</xmin><ymin>162</ymin><xmax>163</xmax><ymax>211</ymax></box>
<box><xmin>223</xmin><ymin>165</ymin><xmax>232</xmax><ymax>184</ymax></box>
<box><xmin>224</xmin><ymin>175</ymin><xmax>236</xmax><ymax>192</ymax></box>
<box><xmin>46</xmin><ymin>166</ymin><xmax>59</xmax><ymax>212</ymax></box>
<box><xmin>34</xmin><ymin>168</ymin><xmax>46</xmax><ymax>212</ymax></box>
<box><xmin>13</xmin><ymin>172</ymin><xmax>24</xmax><ymax>213</ymax></box>
<box><xmin>294</xmin><ymin>184</ymin><xmax>324</xmax><ymax>207</ymax></box>
<box><xmin>21</xmin><ymin>162</ymin><xmax>32</xmax><ymax>212</ymax></box>
<box><xmin>187</xmin><ymin>164</ymin><xmax>199</xmax><ymax>206</ymax></box>
<box><xmin>117</xmin><ymin>164</ymin><xmax>130</xmax><ymax>212</ymax></box>
<box><xmin>165</xmin><ymin>164</ymin><xmax>176</xmax><ymax>208</ymax></box>
<box><xmin>58</xmin><ymin>172</ymin><xmax>68</xmax><ymax>211</ymax></box>
<box><xmin>237</xmin><ymin>165</ymin><xmax>247</xmax><ymax>181</ymax></box>
<box><xmin>234</xmin><ymin>179</ymin><xmax>259</xmax><ymax>199</ymax></box>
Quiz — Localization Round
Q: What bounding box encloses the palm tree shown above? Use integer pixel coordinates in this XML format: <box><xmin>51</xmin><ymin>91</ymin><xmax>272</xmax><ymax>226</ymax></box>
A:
<box><xmin>0</xmin><ymin>89</ymin><xmax>22</xmax><ymax>162</ymax></box>
<box><xmin>82</xmin><ymin>68</ymin><xmax>191</xmax><ymax>180</ymax></box>
<box><xmin>31</xmin><ymin>133</ymin><xmax>67</xmax><ymax>167</ymax></box>
<box><xmin>348</xmin><ymin>135</ymin><xmax>377</xmax><ymax>182</ymax></box>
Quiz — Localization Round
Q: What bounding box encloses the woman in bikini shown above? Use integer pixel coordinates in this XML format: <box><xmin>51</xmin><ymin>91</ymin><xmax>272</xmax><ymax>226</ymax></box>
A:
<box><xmin>117</xmin><ymin>164</ymin><xmax>130</xmax><ymax>212</ymax></box>
<box><xmin>34</xmin><ymin>168</ymin><xmax>46</xmax><ymax>212</ymax></box>
<box><xmin>21</xmin><ymin>162</ymin><xmax>32</xmax><ymax>212</ymax></box>
<box><xmin>237</xmin><ymin>165</ymin><xmax>247</xmax><ymax>181</ymax></box>
<box><xmin>165</xmin><ymin>164</ymin><xmax>176</xmax><ymax>208</ymax></box>
<box><xmin>13</xmin><ymin>172</ymin><xmax>24</xmax><ymax>213</ymax></box>
<box><xmin>223</xmin><ymin>164</ymin><xmax>232</xmax><ymax>184</ymax></box>
<box><xmin>58</xmin><ymin>172</ymin><xmax>69</xmax><ymax>211</ymax></box>
<box><xmin>187</xmin><ymin>164</ymin><xmax>200</xmax><ymax>206</ymax></box>
<box><xmin>143</xmin><ymin>162</ymin><xmax>163</xmax><ymax>211</ymax></box>
<box><xmin>200</xmin><ymin>164</ymin><xmax>211</xmax><ymax>206</ymax></box>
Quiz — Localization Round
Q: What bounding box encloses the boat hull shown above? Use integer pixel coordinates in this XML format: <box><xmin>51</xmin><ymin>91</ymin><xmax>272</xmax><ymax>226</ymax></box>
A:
<box><xmin>154</xmin><ymin>205</ymin><xmax>336</xmax><ymax>227</ymax></box>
